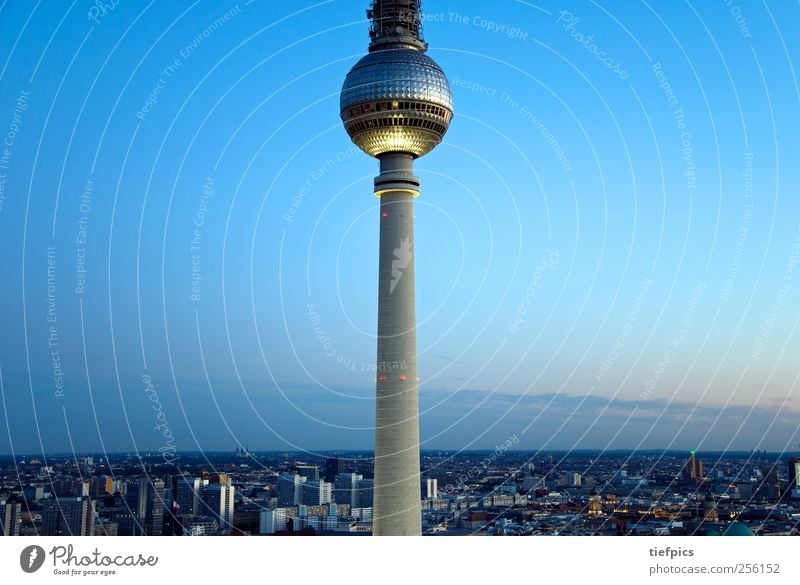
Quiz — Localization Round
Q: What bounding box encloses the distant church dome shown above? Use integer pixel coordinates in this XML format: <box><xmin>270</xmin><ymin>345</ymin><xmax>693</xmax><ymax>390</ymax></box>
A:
<box><xmin>723</xmin><ymin>521</ymin><xmax>754</xmax><ymax>536</ymax></box>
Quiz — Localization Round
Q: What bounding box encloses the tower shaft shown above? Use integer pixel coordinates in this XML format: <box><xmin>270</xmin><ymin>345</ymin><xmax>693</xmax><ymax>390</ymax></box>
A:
<box><xmin>340</xmin><ymin>0</ymin><xmax>451</xmax><ymax>535</ymax></box>
<box><xmin>373</xmin><ymin>153</ymin><xmax>421</xmax><ymax>536</ymax></box>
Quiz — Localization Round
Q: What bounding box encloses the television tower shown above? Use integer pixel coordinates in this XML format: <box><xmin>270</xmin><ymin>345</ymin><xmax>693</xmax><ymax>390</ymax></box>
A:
<box><xmin>340</xmin><ymin>1</ymin><xmax>453</xmax><ymax>535</ymax></box>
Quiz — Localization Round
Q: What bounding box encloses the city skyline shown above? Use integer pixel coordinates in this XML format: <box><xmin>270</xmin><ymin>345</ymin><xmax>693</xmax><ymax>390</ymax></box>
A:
<box><xmin>4</xmin><ymin>448</ymin><xmax>800</xmax><ymax>537</ymax></box>
<box><xmin>0</xmin><ymin>0</ymin><xmax>798</xmax><ymax>460</ymax></box>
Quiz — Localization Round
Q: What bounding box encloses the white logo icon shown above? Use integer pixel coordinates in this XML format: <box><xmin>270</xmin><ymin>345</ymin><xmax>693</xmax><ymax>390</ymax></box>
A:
<box><xmin>390</xmin><ymin>237</ymin><xmax>413</xmax><ymax>294</ymax></box>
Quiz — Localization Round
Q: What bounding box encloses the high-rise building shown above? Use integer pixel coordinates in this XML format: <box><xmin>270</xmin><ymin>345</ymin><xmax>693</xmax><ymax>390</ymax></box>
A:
<box><xmin>2</xmin><ymin>498</ymin><xmax>21</xmax><ymax>536</ymax></box>
<box><xmin>95</xmin><ymin>475</ymin><xmax>113</xmax><ymax>496</ymax></box>
<box><xmin>352</xmin><ymin>507</ymin><xmax>374</xmax><ymax>524</ymax></box>
<box><xmin>52</xmin><ymin>477</ymin><xmax>74</xmax><ymax>497</ymax></box>
<box><xmin>175</xmin><ymin>476</ymin><xmax>206</xmax><ymax>517</ymax></box>
<box><xmin>199</xmin><ymin>481</ymin><xmax>235</xmax><ymax>533</ymax></box>
<box><xmin>296</xmin><ymin>465</ymin><xmax>320</xmax><ymax>481</ymax></box>
<box><xmin>757</xmin><ymin>465</ymin><xmax>782</xmax><ymax>501</ymax></box>
<box><xmin>736</xmin><ymin>483</ymin><xmax>755</xmax><ymax>500</ymax></box>
<box><xmin>150</xmin><ymin>479</ymin><xmax>166</xmax><ymax>536</ymax></box>
<box><xmin>277</xmin><ymin>474</ymin><xmax>306</xmax><ymax>507</ymax></box>
<box><xmin>260</xmin><ymin>508</ymin><xmax>288</xmax><ymax>534</ymax></box>
<box><xmin>358</xmin><ymin>479</ymin><xmax>374</xmax><ymax>510</ymax></box>
<box><xmin>110</xmin><ymin>511</ymin><xmax>138</xmax><ymax>537</ymax></box>
<box><xmin>786</xmin><ymin>456</ymin><xmax>800</xmax><ymax>498</ymax></box>
<box><xmin>301</xmin><ymin>480</ymin><xmax>333</xmax><ymax>506</ymax></box>
<box><xmin>334</xmin><ymin>473</ymin><xmax>363</xmax><ymax>507</ymax></box>
<box><xmin>126</xmin><ymin>478</ymin><xmax>166</xmax><ymax>536</ymax></box>
<box><xmin>684</xmin><ymin>451</ymin><xmax>704</xmax><ymax>482</ymax></box>
<box><xmin>339</xmin><ymin>0</ymin><xmax>453</xmax><ymax>536</ymax></box>
<box><xmin>324</xmin><ymin>457</ymin><xmax>345</xmax><ymax>483</ymax></box>
<box><xmin>41</xmin><ymin>497</ymin><xmax>94</xmax><ymax>536</ymax></box>
<box><xmin>422</xmin><ymin>478</ymin><xmax>438</xmax><ymax>500</ymax></box>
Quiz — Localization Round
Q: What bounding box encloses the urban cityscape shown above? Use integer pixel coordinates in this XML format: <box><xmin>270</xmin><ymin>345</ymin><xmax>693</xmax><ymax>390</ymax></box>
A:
<box><xmin>2</xmin><ymin>448</ymin><xmax>800</xmax><ymax>537</ymax></box>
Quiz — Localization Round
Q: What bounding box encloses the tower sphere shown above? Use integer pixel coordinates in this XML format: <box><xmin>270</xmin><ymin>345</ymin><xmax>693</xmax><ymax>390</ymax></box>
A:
<box><xmin>340</xmin><ymin>49</ymin><xmax>453</xmax><ymax>158</ymax></box>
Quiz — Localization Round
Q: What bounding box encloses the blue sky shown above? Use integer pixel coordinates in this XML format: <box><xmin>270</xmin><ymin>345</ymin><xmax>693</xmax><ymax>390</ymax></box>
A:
<box><xmin>0</xmin><ymin>0</ymin><xmax>798</xmax><ymax>455</ymax></box>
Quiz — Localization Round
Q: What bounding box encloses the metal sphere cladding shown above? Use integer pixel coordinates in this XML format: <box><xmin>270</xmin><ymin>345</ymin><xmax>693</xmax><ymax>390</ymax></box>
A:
<box><xmin>340</xmin><ymin>49</ymin><xmax>453</xmax><ymax>158</ymax></box>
